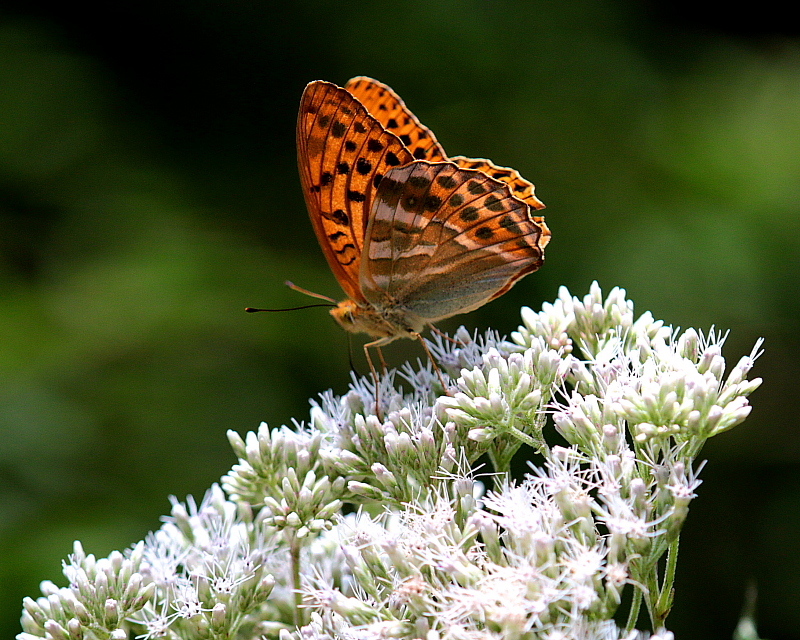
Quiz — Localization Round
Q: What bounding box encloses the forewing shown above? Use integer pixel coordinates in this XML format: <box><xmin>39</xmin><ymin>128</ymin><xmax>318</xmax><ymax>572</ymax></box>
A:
<box><xmin>297</xmin><ymin>80</ymin><xmax>414</xmax><ymax>302</ymax></box>
<box><xmin>345</xmin><ymin>76</ymin><xmax>448</xmax><ymax>163</ymax></box>
<box><xmin>360</xmin><ymin>161</ymin><xmax>549</xmax><ymax>323</ymax></box>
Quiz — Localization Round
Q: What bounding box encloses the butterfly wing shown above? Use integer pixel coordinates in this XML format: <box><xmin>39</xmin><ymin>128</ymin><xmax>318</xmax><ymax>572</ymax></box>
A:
<box><xmin>360</xmin><ymin>161</ymin><xmax>549</xmax><ymax>323</ymax></box>
<box><xmin>297</xmin><ymin>80</ymin><xmax>414</xmax><ymax>302</ymax></box>
<box><xmin>451</xmin><ymin>156</ymin><xmax>548</xmax><ymax>217</ymax></box>
<box><xmin>343</xmin><ymin>78</ymin><xmax>548</xmax><ymax>249</ymax></box>
<box><xmin>345</xmin><ymin>76</ymin><xmax>448</xmax><ymax>163</ymax></box>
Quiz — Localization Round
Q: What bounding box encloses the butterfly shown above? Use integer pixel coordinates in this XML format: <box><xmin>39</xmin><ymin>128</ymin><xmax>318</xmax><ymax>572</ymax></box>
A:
<box><xmin>296</xmin><ymin>77</ymin><xmax>550</xmax><ymax>379</ymax></box>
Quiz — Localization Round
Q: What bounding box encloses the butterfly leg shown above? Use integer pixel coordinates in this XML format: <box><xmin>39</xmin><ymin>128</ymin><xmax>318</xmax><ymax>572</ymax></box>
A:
<box><xmin>376</xmin><ymin>346</ymin><xmax>389</xmax><ymax>374</ymax></box>
<box><xmin>411</xmin><ymin>332</ymin><xmax>450</xmax><ymax>395</ymax></box>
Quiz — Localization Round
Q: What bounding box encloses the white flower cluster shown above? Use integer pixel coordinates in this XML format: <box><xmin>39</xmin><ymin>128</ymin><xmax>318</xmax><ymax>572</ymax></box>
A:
<box><xmin>299</xmin><ymin>466</ymin><xmax>648</xmax><ymax>640</ymax></box>
<box><xmin>437</xmin><ymin>340</ymin><xmax>569</xmax><ymax>470</ymax></box>
<box><xmin>20</xmin><ymin>542</ymin><xmax>154</xmax><ymax>640</ymax></box>
<box><xmin>18</xmin><ymin>284</ymin><xmax>761</xmax><ymax>640</ymax></box>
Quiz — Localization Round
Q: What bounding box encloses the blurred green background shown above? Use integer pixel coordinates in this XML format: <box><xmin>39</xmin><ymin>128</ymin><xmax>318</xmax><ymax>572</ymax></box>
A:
<box><xmin>1</xmin><ymin>1</ymin><xmax>798</xmax><ymax>638</ymax></box>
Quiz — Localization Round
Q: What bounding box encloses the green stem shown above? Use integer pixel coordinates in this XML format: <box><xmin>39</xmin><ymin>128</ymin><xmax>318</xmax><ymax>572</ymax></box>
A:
<box><xmin>643</xmin><ymin>568</ymin><xmax>660</xmax><ymax>629</ymax></box>
<box><xmin>624</xmin><ymin>587</ymin><xmax>643</xmax><ymax>634</ymax></box>
<box><xmin>289</xmin><ymin>533</ymin><xmax>304</xmax><ymax>628</ymax></box>
<box><xmin>655</xmin><ymin>536</ymin><xmax>680</xmax><ymax>624</ymax></box>
<box><xmin>511</xmin><ymin>407</ymin><xmax>549</xmax><ymax>454</ymax></box>
<box><xmin>508</xmin><ymin>425</ymin><xmax>538</xmax><ymax>449</ymax></box>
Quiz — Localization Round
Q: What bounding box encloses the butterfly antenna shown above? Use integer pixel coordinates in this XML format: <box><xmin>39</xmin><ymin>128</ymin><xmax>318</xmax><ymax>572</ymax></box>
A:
<box><xmin>245</xmin><ymin>303</ymin><xmax>335</xmax><ymax>313</ymax></box>
<box><xmin>285</xmin><ymin>280</ymin><xmax>337</xmax><ymax>304</ymax></box>
<box><xmin>245</xmin><ymin>281</ymin><xmax>339</xmax><ymax>313</ymax></box>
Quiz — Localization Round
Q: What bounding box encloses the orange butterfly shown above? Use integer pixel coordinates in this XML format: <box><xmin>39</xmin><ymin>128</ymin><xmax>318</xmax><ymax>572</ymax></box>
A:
<box><xmin>296</xmin><ymin>77</ymin><xmax>550</xmax><ymax>380</ymax></box>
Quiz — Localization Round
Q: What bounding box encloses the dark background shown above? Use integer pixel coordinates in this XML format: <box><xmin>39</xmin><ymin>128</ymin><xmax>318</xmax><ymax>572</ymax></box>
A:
<box><xmin>1</xmin><ymin>1</ymin><xmax>799</xmax><ymax>638</ymax></box>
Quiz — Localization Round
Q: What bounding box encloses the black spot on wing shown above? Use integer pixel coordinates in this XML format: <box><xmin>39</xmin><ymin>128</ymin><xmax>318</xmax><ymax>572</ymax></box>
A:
<box><xmin>484</xmin><ymin>195</ymin><xmax>505</xmax><ymax>212</ymax></box>
<box><xmin>500</xmin><ymin>215</ymin><xmax>522</xmax><ymax>234</ymax></box>
<box><xmin>475</xmin><ymin>226</ymin><xmax>494</xmax><ymax>240</ymax></box>
<box><xmin>424</xmin><ymin>194</ymin><xmax>442</xmax><ymax>212</ymax></box>
<box><xmin>408</xmin><ymin>176</ymin><xmax>431</xmax><ymax>189</ymax></box>
<box><xmin>460</xmin><ymin>206</ymin><xmax>479</xmax><ymax>222</ymax></box>
<box><xmin>467</xmin><ymin>181</ymin><xmax>486</xmax><ymax>195</ymax></box>
<box><xmin>331</xmin><ymin>121</ymin><xmax>346</xmax><ymax>138</ymax></box>
<box><xmin>335</xmin><ymin>245</ymin><xmax>357</xmax><ymax>265</ymax></box>
<box><xmin>376</xmin><ymin>176</ymin><xmax>403</xmax><ymax>205</ymax></box>
<box><xmin>356</xmin><ymin>158</ymin><xmax>372</xmax><ymax>175</ymax></box>
<box><xmin>403</xmin><ymin>194</ymin><xmax>421</xmax><ymax>211</ymax></box>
